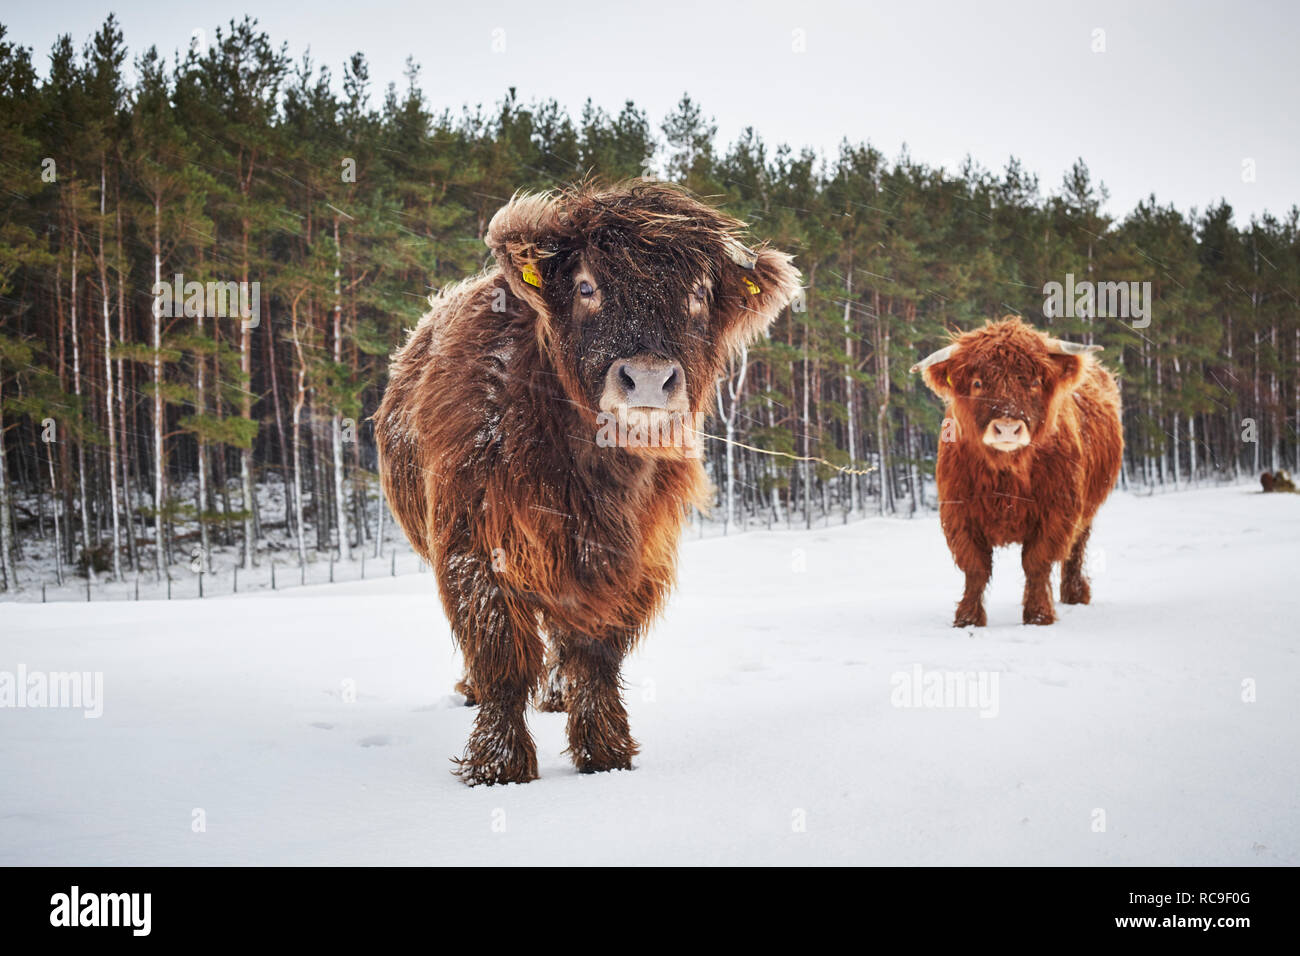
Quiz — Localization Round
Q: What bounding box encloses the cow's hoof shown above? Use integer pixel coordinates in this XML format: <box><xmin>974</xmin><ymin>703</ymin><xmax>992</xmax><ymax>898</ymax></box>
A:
<box><xmin>454</xmin><ymin>712</ymin><xmax>538</xmax><ymax>785</ymax></box>
<box><xmin>1060</xmin><ymin>579</ymin><xmax>1091</xmax><ymax>605</ymax></box>
<box><xmin>1023</xmin><ymin>607</ymin><xmax>1056</xmax><ymax>626</ymax></box>
<box><xmin>453</xmin><ymin>752</ymin><xmax>538</xmax><ymax>787</ymax></box>
<box><xmin>571</xmin><ymin>746</ymin><xmax>637</xmax><ymax>775</ymax></box>
<box><xmin>567</xmin><ymin>723</ymin><xmax>639</xmax><ymax>774</ymax></box>
<box><xmin>953</xmin><ymin>606</ymin><xmax>986</xmax><ymax>628</ymax></box>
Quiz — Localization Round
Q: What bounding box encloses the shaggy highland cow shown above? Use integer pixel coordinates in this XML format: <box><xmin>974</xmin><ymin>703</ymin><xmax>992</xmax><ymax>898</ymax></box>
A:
<box><xmin>1262</xmin><ymin>469</ymin><xmax>1297</xmax><ymax>493</ymax></box>
<box><xmin>911</xmin><ymin>317</ymin><xmax>1123</xmax><ymax>627</ymax></box>
<box><xmin>375</xmin><ymin>182</ymin><xmax>800</xmax><ymax>785</ymax></box>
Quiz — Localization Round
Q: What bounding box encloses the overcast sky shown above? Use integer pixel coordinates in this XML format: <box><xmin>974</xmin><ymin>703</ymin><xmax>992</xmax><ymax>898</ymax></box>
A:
<box><xmin>5</xmin><ymin>0</ymin><xmax>1296</xmax><ymax>222</ymax></box>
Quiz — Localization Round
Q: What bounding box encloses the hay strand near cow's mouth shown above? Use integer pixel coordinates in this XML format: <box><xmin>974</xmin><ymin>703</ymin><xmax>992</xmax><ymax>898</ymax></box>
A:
<box><xmin>698</xmin><ymin>431</ymin><xmax>878</xmax><ymax>476</ymax></box>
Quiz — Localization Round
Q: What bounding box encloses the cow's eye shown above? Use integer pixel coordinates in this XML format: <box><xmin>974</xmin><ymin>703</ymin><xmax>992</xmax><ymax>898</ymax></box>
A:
<box><xmin>971</xmin><ymin>379</ymin><xmax>983</xmax><ymax>390</ymax></box>
<box><xmin>1030</xmin><ymin>377</ymin><xmax>1042</xmax><ymax>389</ymax></box>
<box><xmin>579</xmin><ymin>280</ymin><xmax>595</xmax><ymax>297</ymax></box>
<box><xmin>692</xmin><ymin>284</ymin><xmax>707</xmax><ymax>300</ymax></box>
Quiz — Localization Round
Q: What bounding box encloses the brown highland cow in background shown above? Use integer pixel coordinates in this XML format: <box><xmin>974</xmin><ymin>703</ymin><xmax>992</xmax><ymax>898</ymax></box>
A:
<box><xmin>912</xmin><ymin>317</ymin><xmax>1123</xmax><ymax>627</ymax></box>
<box><xmin>1261</xmin><ymin>469</ymin><xmax>1296</xmax><ymax>493</ymax></box>
<box><xmin>375</xmin><ymin>182</ymin><xmax>800</xmax><ymax>785</ymax></box>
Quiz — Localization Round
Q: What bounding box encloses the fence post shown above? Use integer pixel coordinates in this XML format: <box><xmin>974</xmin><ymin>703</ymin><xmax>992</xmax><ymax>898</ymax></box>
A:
<box><xmin>271</xmin><ymin>562</ymin><xmax>276</xmax><ymax>590</ymax></box>
<box><xmin>199</xmin><ymin>570</ymin><xmax>204</xmax><ymax>598</ymax></box>
<box><xmin>391</xmin><ymin>552</ymin><xmax>396</xmax><ymax>577</ymax></box>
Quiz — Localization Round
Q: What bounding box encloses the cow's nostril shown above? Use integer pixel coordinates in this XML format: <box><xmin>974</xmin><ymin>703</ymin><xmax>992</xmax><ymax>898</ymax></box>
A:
<box><xmin>663</xmin><ymin>367</ymin><xmax>678</xmax><ymax>393</ymax></box>
<box><xmin>619</xmin><ymin>365</ymin><xmax>636</xmax><ymax>392</ymax></box>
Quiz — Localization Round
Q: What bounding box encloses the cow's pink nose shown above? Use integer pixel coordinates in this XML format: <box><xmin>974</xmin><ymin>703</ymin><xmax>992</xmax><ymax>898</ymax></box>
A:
<box><xmin>992</xmin><ymin>419</ymin><xmax>1024</xmax><ymax>440</ymax></box>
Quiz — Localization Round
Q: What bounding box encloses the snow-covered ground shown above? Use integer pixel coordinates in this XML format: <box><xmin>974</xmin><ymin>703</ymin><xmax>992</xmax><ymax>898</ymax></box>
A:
<box><xmin>1</xmin><ymin>484</ymin><xmax>1296</xmax><ymax>865</ymax></box>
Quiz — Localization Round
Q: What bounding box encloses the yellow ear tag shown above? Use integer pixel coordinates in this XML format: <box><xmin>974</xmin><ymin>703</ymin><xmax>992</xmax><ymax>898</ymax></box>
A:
<box><xmin>743</xmin><ymin>277</ymin><xmax>761</xmax><ymax>295</ymax></box>
<box><xmin>520</xmin><ymin>264</ymin><xmax>542</xmax><ymax>288</ymax></box>
<box><xmin>947</xmin><ymin>373</ymin><xmax>953</xmax><ymax>386</ymax></box>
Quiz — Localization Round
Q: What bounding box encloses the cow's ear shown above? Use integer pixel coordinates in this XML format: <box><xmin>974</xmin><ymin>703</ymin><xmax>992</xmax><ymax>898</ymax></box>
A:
<box><xmin>715</xmin><ymin>245</ymin><xmax>802</xmax><ymax>356</ymax></box>
<box><xmin>1047</xmin><ymin>353</ymin><xmax>1088</xmax><ymax>392</ymax></box>
<box><xmin>485</xmin><ymin>192</ymin><xmax>565</xmax><ymax>320</ymax></box>
<box><xmin>920</xmin><ymin>358</ymin><xmax>958</xmax><ymax>401</ymax></box>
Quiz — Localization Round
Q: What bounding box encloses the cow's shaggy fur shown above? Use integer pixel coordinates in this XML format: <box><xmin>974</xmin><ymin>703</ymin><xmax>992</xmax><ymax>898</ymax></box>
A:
<box><xmin>375</xmin><ymin>181</ymin><xmax>799</xmax><ymax>785</ymax></box>
<box><xmin>915</xmin><ymin>317</ymin><xmax>1123</xmax><ymax>626</ymax></box>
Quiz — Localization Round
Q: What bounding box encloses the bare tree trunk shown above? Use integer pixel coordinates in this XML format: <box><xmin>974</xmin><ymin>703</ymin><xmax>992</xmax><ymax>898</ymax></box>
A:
<box><xmin>1227</xmin><ymin>313</ymin><xmax>1240</xmax><ymax>480</ymax></box>
<box><xmin>1252</xmin><ymin>327</ymin><xmax>1260</xmax><ymax>475</ymax></box>
<box><xmin>115</xmin><ymin>200</ymin><xmax>136</xmax><ymax>572</ymax></box>
<box><xmin>764</xmin><ymin>364</ymin><xmax>783</xmax><ymax>523</ymax></box>
<box><xmin>290</xmin><ymin>289</ymin><xmax>309</xmax><ymax>567</ymax></box>
<box><xmin>99</xmin><ymin>166</ymin><xmax>122</xmax><ymax>580</ymax></box>
<box><xmin>331</xmin><ymin>217</ymin><xmax>351</xmax><ymax>560</ymax></box>
<box><xmin>802</xmin><ymin>340</ymin><xmax>812</xmax><ymax>529</ymax></box>
<box><xmin>152</xmin><ymin>200</ymin><xmax>166</xmax><ymax>579</ymax></box>
<box><xmin>0</xmin><ymin>396</ymin><xmax>13</xmax><ymax>589</ymax></box>
<box><xmin>265</xmin><ymin>311</ymin><xmax>294</xmax><ymax>539</ymax></box>
<box><xmin>330</xmin><ymin>422</ymin><xmax>348</xmax><ymax>556</ymax></box>
<box><xmin>240</xmin><ymin>220</ymin><xmax>255</xmax><ymax>568</ymax></box>
<box><xmin>875</xmin><ymin>292</ymin><xmax>892</xmax><ymax>515</ymax></box>
<box><xmin>69</xmin><ymin>238</ymin><xmax>96</xmax><ymax>580</ymax></box>
<box><xmin>843</xmin><ymin>269</ymin><xmax>859</xmax><ymax>515</ymax></box>
<box><xmin>196</xmin><ymin>306</ymin><xmax>211</xmax><ymax>571</ymax></box>
<box><xmin>1270</xmin><ymin>319</ymin><xmax>1280</xmax><ymax>471</ymax></box>
<box><xmin>47</xmin><ymin>443</ymin><xmax>63</xmax><ymax>585</ymax></box>
<box><xmin>715</xmin><ymin>345</ymin><xmax>749</xmax><ymax>530</ymax></box>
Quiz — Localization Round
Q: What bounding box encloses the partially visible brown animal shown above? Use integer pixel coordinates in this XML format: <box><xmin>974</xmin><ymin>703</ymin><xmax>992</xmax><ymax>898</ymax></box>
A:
<box><xmin>912</xmin><ymin>317</ymin><xmax>1123</xmax><ymax>627</ymax></box>
<box><xmin>376</xmin><ymin>182</ymin><xmax>799</xmax><ymax>785</ymax></box>
<box><xmin>1262</xmin><ymin>469</ymin><xmax>1296</xmax><ymax>493</ymax></box>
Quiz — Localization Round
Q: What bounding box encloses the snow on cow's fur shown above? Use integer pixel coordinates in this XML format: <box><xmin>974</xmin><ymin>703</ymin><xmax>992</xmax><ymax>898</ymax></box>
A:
<box><xmin>912</xmin><ymin>316</ymin><xmax>1123</xmax><ymax>627</ymax></box>
<box><xmin>375</xmin><ymin>181</ymin><xmax>800</xmax><ymax>785</ymax></box>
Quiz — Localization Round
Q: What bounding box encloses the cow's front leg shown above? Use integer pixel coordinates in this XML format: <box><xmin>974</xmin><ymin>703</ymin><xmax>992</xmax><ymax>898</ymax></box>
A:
<box><xmin>552</xmin><ymin>628</ymin><xmax>638</xmax><ymax>774</ymax></box>
<box><xmin>1021</xmin><ymin>535</ymin><xmax>1057</xmax><ymax>625</ymax></box>
<box><xmin>442</xmin><ymin>551</ymin><xmax>544</xmax><ymax>786</ymax></box>
<box><xmin>950</xmin><ymin>529</ymin><xmax>992</xmax><ymax>627</ymax></box>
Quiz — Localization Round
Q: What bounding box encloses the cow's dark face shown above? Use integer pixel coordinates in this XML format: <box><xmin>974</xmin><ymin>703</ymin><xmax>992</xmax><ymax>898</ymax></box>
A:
<box><xmin>486</xmin><ymin>183</ymin><xmax>801</xmax><ymax>458</ymax></box>
<box><xmin>915</xmin><ymin>318</ymin><xmax>1094</xmax><ymax>465</ymax></box>
<box><xmin>959</xmin><ymin>349</ymin><xmax>1049</xmax><ymax>453</ymax></box>
<box><xmin>545</xmin><ymin>246</ymin><xmax>712</xmax><ymax>445</ymax></box>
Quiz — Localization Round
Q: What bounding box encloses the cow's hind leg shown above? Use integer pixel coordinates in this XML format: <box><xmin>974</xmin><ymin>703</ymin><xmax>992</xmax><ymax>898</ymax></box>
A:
<box><xmin>453</xmin><ymin>672</ymin><xmax>477</xmax><ymax>706</ymax></box>
<box><xmin>1060</xmin><ymin>523</ymin><xmax>1092</xmax><ymax>605</ymax></box>
<box><xmin>551</xmin><ymin>628</ymin><xmax>638</xmax><ymax>774</ymax></box>
<box><xmin>534</xmin><ymin>642</ymin><xmax>567</xmax><ymax>713</ymax></box>
<box><xmin>443</xmin><ymin>551</ymin><xmax>544</xmax><ymax>786</ymax></box>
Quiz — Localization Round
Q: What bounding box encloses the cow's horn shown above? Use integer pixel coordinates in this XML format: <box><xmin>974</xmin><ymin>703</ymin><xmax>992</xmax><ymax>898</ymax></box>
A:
<box><xmin>726</xmin><ymin>240</ymin><xmax>758</xmax><ymax>270</ymax></box>
<box><xmin>1046</xmin><ymin>338</ymin><xmax>1103</xmax><ymax>355</ymax></box>
<box><xmin>909</xmin><ymin>345</ymin><xmax>955</xmax><ymax>374</ymax></box>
